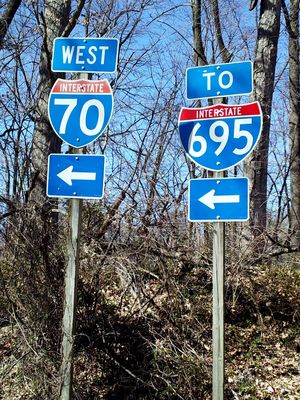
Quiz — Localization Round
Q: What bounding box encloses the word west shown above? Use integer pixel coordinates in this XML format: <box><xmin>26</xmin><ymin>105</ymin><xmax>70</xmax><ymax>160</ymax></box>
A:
<box><xmin>62</xmin><ymin>45</ymin><xmax>109</xmax><ymax>66</ymax></box>
<box><xmin>52</xmin><ymin>38</ymin><xmax>119</xmax><ymax>73</ymax></box>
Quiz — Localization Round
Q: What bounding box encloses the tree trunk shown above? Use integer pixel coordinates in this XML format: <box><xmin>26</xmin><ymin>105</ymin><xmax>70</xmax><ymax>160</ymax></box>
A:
<box><xmin>191</xmin><ymin>0</ymin><xmax>207</xmax><ymax>67</ymax></box>
<box><xmin>0</xmin><ymin>0</ymin><xmax>22</xmax><ymax>48</ymax></box>
<box><xmin>288</xmin><ymin>0</ymin><xmax>300</xmax><ymax>247</ymax></box>
<box><xmin>30</xmin><ymin>0</ymin><xmax>71</xmax><ymax>204</ymax></box>
<box><xmin>244</xmin><ymin>0</ymin><xmax>281</xmax><ymax>253</ymax></box>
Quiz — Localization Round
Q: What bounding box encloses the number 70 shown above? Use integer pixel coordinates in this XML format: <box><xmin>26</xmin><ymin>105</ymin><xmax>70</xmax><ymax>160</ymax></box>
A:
<box><xmin>54</xmin><ymin>98</ymin><xmax>105</xmax><ymax>136</ymax></box>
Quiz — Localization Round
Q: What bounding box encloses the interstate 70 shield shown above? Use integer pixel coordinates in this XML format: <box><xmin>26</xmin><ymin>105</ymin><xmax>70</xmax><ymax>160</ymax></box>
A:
<box><xmin>178</xmin><ymin>102</ymin><xmax>262</xmax><ymax>171</ymax></box>
<box><xmin>48</xmin><ymin>79</ymin><xmax>113</xmax><ymax>148</ymax></box>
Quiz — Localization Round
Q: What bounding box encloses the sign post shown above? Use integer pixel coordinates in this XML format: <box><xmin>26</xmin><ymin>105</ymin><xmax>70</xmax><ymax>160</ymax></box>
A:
<box><xmin>212</xmin><ymin>170</ymin><xmax>225</xmax><ymax>400</ymax></box>
<box><xmin>59</xmin><ymin>149</ymin><xmax>83</xmax><ymax>399</ymax></box>
<box><xmin>59</xmin><ymin>88</ymin><xmax>86</xmax><ymax>400</ymax></box>
<box><xmin>212</xmin><ymin>93</ymin><xmax>225</xmax><ymax>400</ymax></box>
<box><xmin>48</xmin><ymin>38</ymin><xmax>119</xmax><ymax>400</ymax></box>
<box><xmin>179</xmin><ymin>60</ymin><xmax>258</xmax><ymax>400</ymax></box>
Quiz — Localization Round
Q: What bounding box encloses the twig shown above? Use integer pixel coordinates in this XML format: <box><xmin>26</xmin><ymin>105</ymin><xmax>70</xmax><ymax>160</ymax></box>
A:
<box><xmin>1</xmin><ymin>350</ymin><xmax>30</xmax><ymax>379</ymax></box>
<box><xmin>12</xmin><ymin>307</ymin><xmax>40</xmax><ymax>358</ymax></box>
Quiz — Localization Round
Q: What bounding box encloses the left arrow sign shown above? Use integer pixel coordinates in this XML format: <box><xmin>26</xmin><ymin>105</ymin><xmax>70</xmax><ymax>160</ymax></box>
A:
<box><xmin>57</xmin><ymin>165</ymin><xmax>96</xmax><ymax>186</ymax></box>
<box><xmin>189</xmin><ymin>177</ymin><xmax>249</xmax><ymax>222</ymax></box>
<box><xmin>47</xmin><ymin>154</ymin><xmax>105</xmax><ymax>199</ymax></box>
<box><xmin>199</xmin><ymin>189</ymin><xmax>240</xmax><ymax>210</ymax></box>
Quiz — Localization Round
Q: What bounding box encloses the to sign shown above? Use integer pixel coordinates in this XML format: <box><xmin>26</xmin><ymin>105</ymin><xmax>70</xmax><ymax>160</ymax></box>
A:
<box><xmin>186</xmin><ymin>61</ymin><xmax>253</xmax><ymax>99</ymax></box>
<box><xmin>189</xmin><ymin>177</ymin><xmax>249</xmax><ymax>222</ymax></box>
<box><xmin>52</xmin><ymin>37</ymin><xmax>119</xmax><ymax>73</ymax></box>
<box><xmin>47</xmin><ymin>154</ymin><xmax>105</xmax><ymax>199</ymax></box>
<box><xmin>48</xmin><ymin>79</ymin><xmax>113</xmax><ymax>148</ymax></box>
<box><xmin>178</xmin><ymin>102</ymin><xmax>262</xmax><ymax>171</ymax></box>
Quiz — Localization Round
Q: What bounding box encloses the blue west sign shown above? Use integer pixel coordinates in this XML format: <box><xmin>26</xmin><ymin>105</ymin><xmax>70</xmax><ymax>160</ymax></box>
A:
<box><xmin>48</xmin><ymin>79</ymin><xmax>113</xmax><ymax>148</ymax></box>
<box><xmin>186</xmin><ymin>61</ymin><xmax>253</xmax><ymax>100</ymax></box>
<box><xmin>52</xmin><ymin>37</ymin><xmax>119</xmax><ymax>73</ymax></box>
<box><xmin>189</xmin><ymin>177</ymin><xmax>249</xmax><ymax>222</ymax></box>
<box><xmin>47</xmin><ymin>154</ymin><xmax>105</xmax><ymax>199</ymax></box>
<box><xmin>178</xmin><ymin>102</ymin><xmax>262</xmax><ymax>171</ymax></box>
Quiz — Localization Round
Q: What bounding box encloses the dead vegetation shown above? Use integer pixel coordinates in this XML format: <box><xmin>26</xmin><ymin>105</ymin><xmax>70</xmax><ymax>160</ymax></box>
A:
<box><xmin>0</xmin><ymin>206</ymin><xmax>299</xmax><ymax>399</ymax></box>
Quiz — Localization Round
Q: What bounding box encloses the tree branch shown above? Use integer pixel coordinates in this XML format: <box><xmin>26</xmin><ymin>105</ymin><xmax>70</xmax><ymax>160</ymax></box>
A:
<box><xmin>62</xmin><ymin>0</ymin><xmax>86</xmax><ymax>37</ymax></box>
<box><xmin>281</xmin><ymin>0</ymin><xmax>298</xmax><ymax>39</ymax></box>
<box><xmin>212</xmin><ymin>0</ymin><xmax>232</xmax><ymax>63</ymax></box>
<box><xmin>249</xmin><ymin>0</ymin><xmax>259</xmax><ymax>11</ymax></box>
<box><xmin>191</xmin><ymin>0</ymin><xmax>208</xmax><ymax>66</ymax></box>
<box><xmin>0</xmin><ymin>0</ymin><xmax>22</xmax><ymax>48</ymax></box>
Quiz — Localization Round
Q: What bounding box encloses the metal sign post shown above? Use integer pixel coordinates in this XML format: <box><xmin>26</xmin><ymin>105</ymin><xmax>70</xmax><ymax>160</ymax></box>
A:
<box><xmin>59</xmin><ymin>70</ymin><xmax>87</xmax><ymax>399</ymax></box>
<box><xmin>212</xmin><ymin>92</ymin><xmax>225</xmax><ymax>400</ymax></box>
<box><xmin>48</xmin><ymin>37</ymin><xmax>118</xmax><ymax>398</ymax></box>
<box><xmin>180</xmin><ymin>60</ymin><xmax>258</xmax><ymax>400</ymax></box>
<box><xmin>59</xmin><ymin>147</ymin><xmax>83</xmax><ymax>400</ymax></box>
<box><xmin>212</xmin><ymin>169</ymin><xmax>225</xmax><ymax>400</ymax></box>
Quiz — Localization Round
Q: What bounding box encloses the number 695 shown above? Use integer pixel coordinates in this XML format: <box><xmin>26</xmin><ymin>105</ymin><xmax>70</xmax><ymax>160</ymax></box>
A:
<box><xmin>188</xmin><ymin>118</ymin><xmax>253</xmax><ymax>158</ymax></box>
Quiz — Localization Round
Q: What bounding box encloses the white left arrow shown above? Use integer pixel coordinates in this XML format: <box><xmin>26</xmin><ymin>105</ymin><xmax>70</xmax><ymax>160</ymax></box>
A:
<box><xmin>57</xmin><ymin>165</ymin><xmax>96</xmax><ymax>186</ymax></box>
<box><xmin>199</xmin><ymin>189</ymin><xmax>240</xmax><ymax>210</ymax></box>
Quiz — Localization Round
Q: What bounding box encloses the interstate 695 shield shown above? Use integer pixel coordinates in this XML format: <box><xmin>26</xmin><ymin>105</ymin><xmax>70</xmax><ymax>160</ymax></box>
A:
<box><xmin>178</xmin><ymin>102</ymin><xmax>262</xmax><ymax>171</ymax></box>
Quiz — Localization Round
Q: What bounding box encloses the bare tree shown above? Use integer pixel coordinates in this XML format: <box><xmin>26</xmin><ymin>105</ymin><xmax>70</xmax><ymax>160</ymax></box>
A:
<box><xmin>244</xmin><ymin>0</ymin><xmax>281</xmax><ymax>252</ymax></box>
<box><xmin>29</xmin><ymin>0</ymin><xmax>72</xmax><ymax>204</ymax></box>
<box><xmin>191</xmin><ymin>0</ymin><xmax>208</xmax><ymax>67</ymax></box>
<box><xmin>287</xmin><ymin>0</ymin><xmax>300</xmax><ymax>247</ymax></box>
<box><xmin>0</xmin><ymin>0</ymin><xmax>22</xmax><ymax>48</ymax></box>
<box><xmin>0</xmin><ymin>3</ymin><xmax>40</xmax><ymax>214</ymax></box>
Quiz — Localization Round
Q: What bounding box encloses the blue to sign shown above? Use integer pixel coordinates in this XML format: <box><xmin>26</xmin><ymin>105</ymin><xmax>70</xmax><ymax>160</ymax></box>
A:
<box><xmin>178</xmin><ymin>102</ymin><xmax>262</xmax><ymax>171</ymax></box>
<box><xmin>186</xmin><ymin>61</ymin><xmax>253</xmax><ymax>100</ymax></box>
<box><xmin>52</xmin><ymin>37</ymin><xmax>119</xmax><ymax>73</ymax></box>
<box><xmin>48</xmin><ymin>79</ymin><xmax>113</xmax><ymax>148</ymax></box>
<box><xmin>47</xmin><ymin>154</ymin><xmax>105</xmax><ymax>199</ymax></box>
<box><xmin>189</xmin><ymin>177</ymin><xmax>249</xmax><ymax>222</ymax></box>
